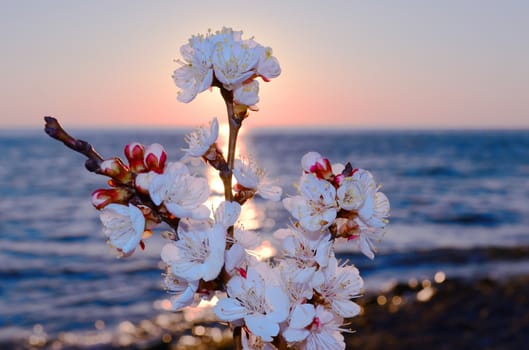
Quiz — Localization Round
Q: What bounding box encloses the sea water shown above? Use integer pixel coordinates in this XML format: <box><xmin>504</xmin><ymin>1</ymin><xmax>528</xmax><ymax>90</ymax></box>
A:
<box><xmin>1</xmin><ymin>128</ymin><xmax>529</xmax><ymax>340</ymax></box>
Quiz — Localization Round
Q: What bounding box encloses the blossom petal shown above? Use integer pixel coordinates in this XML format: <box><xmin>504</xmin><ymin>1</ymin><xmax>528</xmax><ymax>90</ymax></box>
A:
<box><xmin>215</xmin><ymin>201</ymin><xmax>241</xmax><ymax>228</ymax></box>
<box><xmin>202</xmin><ymin>225</ymin><xmax>226</xmax><ymax>281</ymax></box>
<box><xmin>332</xmin><ymin>299</ymin><xmax>361</xmax><ymax>318</ymax></box>
<box><xmin>170</xmin><ymin>282</ymin><xmax>197</xmax><ymax>310</ymax></box>
<box><xmin>283</xmin><ymin>327</ymin><xmax>310</xmax><ymax>343</ymax></box>
<box><xmin>245</xmin><ymin>314</ymin><xmax>279</xmax><ymax>342</ymax></box>
<box><xmin>225</xmin><ymin>243</ymin><xmax>246</xmax><ymax>273</ymax></box>
<box><xmin>258</xmin><ymin>183</ymin><xmax>282</xmax><ymax>201</ymax></box>
<box><xmin>359</xmin><ymin>233</ymin><xmax>376</xmax><ymax>260</ymax></box>
<box><xmin>265</xmin><ymin>286</ymin><xmax>290</xmax><ymax>323</ymax></box>
<box><xmin>214</xmin><ymin>297</ymin><xmax>247</xmax><ymax>321</ymax></box>
<box><xmin>290</xmin><ymin>304</ymin><xmax>315</xmax><ymax>329</ymax></box>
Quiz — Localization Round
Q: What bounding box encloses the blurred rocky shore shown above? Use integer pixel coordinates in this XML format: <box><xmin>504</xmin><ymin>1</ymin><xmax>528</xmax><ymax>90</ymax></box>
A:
<box><xmin>4</xmin><ymin>273</ymin><xmax>529</xmax><ymax>350</ymax></box>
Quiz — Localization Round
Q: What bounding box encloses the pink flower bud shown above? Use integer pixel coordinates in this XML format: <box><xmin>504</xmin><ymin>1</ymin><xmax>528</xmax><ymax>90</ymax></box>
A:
<box><xmin>124</xmin><ymin>142</ymin><xmax>147</xmax><ymax>173</ymax></box>
<box><xmin>302</xmin><ymin>152</ymin><xmax>334</xmax><ymax>181</ymax></box>
<box><xmin>144</xmin><ymin>143</ymin><xmax>167</xmax><ymax>174</ymax></box>
<box><xmin>91</xmin><ymin>187</ymin><xmax>131</xmax><ymax>209</ymax></box>
<box><xmin>99</xmin><ymin>158</ymin><xmax>133</xmax><ymax>184</ymax></box>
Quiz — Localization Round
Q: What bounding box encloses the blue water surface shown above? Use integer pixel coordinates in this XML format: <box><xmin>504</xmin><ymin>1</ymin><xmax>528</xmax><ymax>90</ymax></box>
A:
<box><xmin>1</xmin><ymin>128</ymin><xmax>529</xmax><ymax>340</ymax></box>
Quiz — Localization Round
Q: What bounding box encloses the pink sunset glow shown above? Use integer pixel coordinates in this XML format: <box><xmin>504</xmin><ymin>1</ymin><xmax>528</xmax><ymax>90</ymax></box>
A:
<box><xmin>1</xmin><ymin>0</ymin><xmax>528</xmax><ymax>129</ymax></box>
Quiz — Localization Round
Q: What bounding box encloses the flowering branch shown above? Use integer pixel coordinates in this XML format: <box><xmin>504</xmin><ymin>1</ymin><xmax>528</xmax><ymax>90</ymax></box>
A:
<box><xmin>43</xmin><ymin>27</ymin><xmax>390</xmax><ymax>350</ymax></box>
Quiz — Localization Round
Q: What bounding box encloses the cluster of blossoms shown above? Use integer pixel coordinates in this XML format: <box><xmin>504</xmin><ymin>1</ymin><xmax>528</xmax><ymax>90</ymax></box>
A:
<box><xmin>173</xmin><ymin>27</ymin><xmax>280</xmax><ymax>109</ymax></box>
<box><xmin>89</xmin><ymin>127</ymin><xmax>389</xmax><ymax>349</ymax></box>
<box><xmin>44</xmin><ymin>28</ymin><xmax>390</xmax><ymax>350</ymax></box>
<box><xmin>284</xmin><ymin>152</ymin><xmax>390</xmax><ymax>260</ymax></box>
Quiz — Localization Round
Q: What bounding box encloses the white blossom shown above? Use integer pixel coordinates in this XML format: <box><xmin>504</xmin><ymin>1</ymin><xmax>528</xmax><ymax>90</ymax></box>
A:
<box><xmin>161</xmin><ymin>224</ymin><xmax>225</xmax><ymax>282</ymax></box>
<box><xmin>336</xmin><ymin>177</ymin><xmax>364</xmax><ymax>211</ymax></box>
<box><xmin>173</xmin><ymin>27</ymin><xmax>280</xmax><ymax>108</ymax></box>
<box><xmin>149</xmin><ymin>162</ymin><xmax>210</xmax><ymax>220</ymax></box>
<box><xmin>182</xmin><ymin>118</ymin><xmax>219</xmax><ymax>158</ymax></box>
<box><xmin>283</xmin><ymin>173</ymin><xmax>337</xmax><ymax>231</ymax></box>
<box><xmin>212</xmin><ymin>38</ymin><xmax>260</xmax><ymax>90</ymax></box>
<box><xmin>283</xmin><ymin>304</ymin><xmax>345</xmax><ymax>350</ymax></box>
<box><xmin>312</xmin><ymin>256</ymin><xmax>363</xmax><ymax>318</ymax></box>
<box><xmin>173</xmin><ymin>34</ymin><xmax>214</xmax><ymax>103</ymax></box>
<box><xmin>241</xmin><ymin>39</ymin><xmax>281</xmax><ymax>81</ymax></box>
<box><xmin>283</xmin><ymin>303</ymin><xmax>315</xmax><ymax>343</ymax></box>
<box><xmin>354</xmin><ymin>219</ymin><xmax>385</xmax><ymax>260</ymax></box>
<box><xmin>100</xmin><ymin>203</ymin><xmax>145</xmax><ymax>255</ymax></box>
<box><xmin>214</xmin><ymin>267</ymin><xmax>290</xmax><ymax>341</ymax></box>
<box><xmin>234</xmin><ymin>158</ymin><xmax>282</xmax><ymax>201</ymax></box>
<box><xmin>337</xmin><ymin>169</ymin><xmax>390</xmax><ymax>259</ymax></box>
<box><xmin>277</xmin><ymin>262</ymin><xmax>313</xmax><ymax>308</ymax></box>
<box><xmin>277</xmin><ymin>227</ymin><xmax>333</xmax><ymax>283</ymax></box>
<box><xmin>255</xmin><ymin>46</ymin><xmax>281</xmax><ymax>81</ymax></box>
<box><xmin>352</xmin><ymin>169</ymin><xmax>390</xmax><ymax>228</ymax></box>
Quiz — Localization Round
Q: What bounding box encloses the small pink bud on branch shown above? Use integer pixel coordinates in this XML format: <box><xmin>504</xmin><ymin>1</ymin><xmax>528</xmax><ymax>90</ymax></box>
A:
<box><xmin>99</xmin><ymin>158</ymin><xmax>133</xmax><ymax>185</ymax></box>
<box><xmin>144</xmin><ymin>143</ymin><xmax>167</xmax><ymax>173</ymax></box>
<box><xmin>124</xmin><ymin>142</ymin><xmax>148</xmax><ymax>173</ymax></box>
<box><xmin>91</xmin><ymin>188</ymin><xmax>132</xmax><ymax>209</ymax></box>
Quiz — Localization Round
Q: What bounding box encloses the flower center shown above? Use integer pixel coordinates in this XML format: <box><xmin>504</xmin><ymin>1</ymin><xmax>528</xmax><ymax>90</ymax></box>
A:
<box><xmin>182</xmin><ymin>235</ymin><xmax>209</xmax><ymax>263</ymax></box>
<box><xmin>241</xmin><ymin>287</ymin><xmax>267</xmax><ymax>314</ymax></box>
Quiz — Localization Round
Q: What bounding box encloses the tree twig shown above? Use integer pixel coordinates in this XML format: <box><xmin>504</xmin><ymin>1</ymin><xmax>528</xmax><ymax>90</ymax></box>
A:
<box><xmin>43</xmin><ymin>116</ymin><xmax>104</xmax><ymax>172</ymax></box>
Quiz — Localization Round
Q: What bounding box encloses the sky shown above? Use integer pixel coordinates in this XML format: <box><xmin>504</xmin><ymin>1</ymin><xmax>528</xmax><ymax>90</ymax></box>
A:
<box><xmin>1</xmin><ymin>0</ymin><xmax>528</xmax><ymax>129</ymax></box>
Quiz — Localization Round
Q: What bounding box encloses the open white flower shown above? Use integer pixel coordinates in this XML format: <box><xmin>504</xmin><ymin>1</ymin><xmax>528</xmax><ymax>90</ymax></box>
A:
<box><xmin>173</xmin><ymin>33</ymin><xmax>214</xmax><ymax>103</ymax></box>
<box><xmin>336</xmin><ymin>169</ymin><xmax>390</xmax><ymax>259</ymax></box>
<box><xmin>351</xmin><ymin>169</ymin><xmax>390</xmax><ymax>228</ymax></box>
<box><xmin>277</xmin><ymin>227</ymin><xmax>333</xmax><ymax>284</ymax></box>
<box><xmin>283</xmin><ymin>304</ymin><xmax>345</xmax><ymax>350</ymax></box>
<box><xmin>312</xmin><ymin>256</ymin><xmax>363</xmax><ymax>318</ymax></box>
<box><xmin>214</xmin><ymin>267</ymin><xmax>290</xmax><ymax>342</ymax></box>
<box><xmin>100</xmin><ymin>203</ymin><xmax>145</xmax><ymax>256</ymax></box>
<box><xmin>212</xmin><ymin>38</ymin><xmax>260</xmax><ymax>90</ymax></box>
<box><xmin>242</xmin><ymin>39</ymin><xmax>281</xmax><ymax>82</ymax></box>
<box><xmin>161</xmin><ymin>224</ymin><xmax>225</xmax><ymax>282</ymax></box>
<box><xmin>276</xmin><ymin>261</ymin><xmax>314</xmax><ymax>312</ymax></box>
<box><xmin>283</xmin><ymin>173</ymin><xmax>337</xmax><ymax>231</ymax></box>
<box><xmin>173</xmin><ymin>27</ymin><xmax>280</xmax><ymax>109</ymax></box>
<box><xmin>336</xmin><ymin>177</ymin><xmax>364</xmax><ymax>211</ymax></box>
<box><xmin>182</xmin><ymin>118</ymin><xmax>219</xmax><ymax>158</ymax></box>
<box><xmin>354</xmin><ymin>219</ymin><xmax>386</xmax><ymax>260</ymax></box>
<box><xmin>233</xmin><ymin>158</ymin><xmax>282</xmax><ymax>201</ymax></box>
<box><xmin>149</xmin><ymin>162</ymin><xmax>210</xmax><ymax>220</ymax></box>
